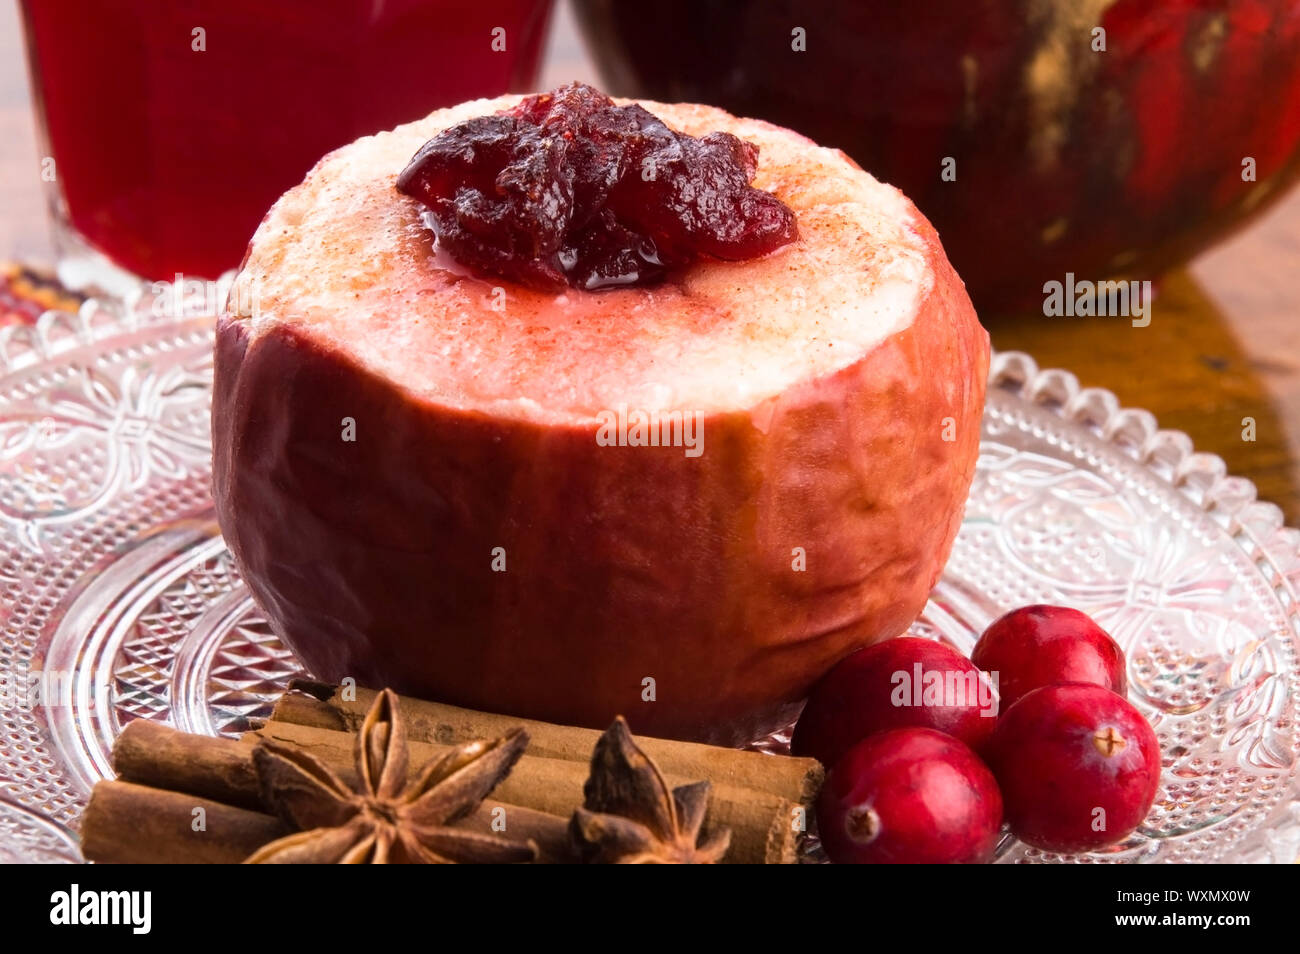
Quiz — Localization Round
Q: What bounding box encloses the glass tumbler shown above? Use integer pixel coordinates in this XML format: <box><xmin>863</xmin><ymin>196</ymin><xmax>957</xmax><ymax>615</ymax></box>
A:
<box><xmin>19</xmin><ymin>0</ymin><xmax>554</xmax><ymax>289</ymax></box>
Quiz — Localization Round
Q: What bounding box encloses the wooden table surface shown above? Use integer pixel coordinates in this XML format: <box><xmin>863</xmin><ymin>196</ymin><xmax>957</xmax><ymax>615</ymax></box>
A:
<box><xmin>3</xmin><ymin>1</ymin><xmax>1299</xmax><ymax>524</ymax></box>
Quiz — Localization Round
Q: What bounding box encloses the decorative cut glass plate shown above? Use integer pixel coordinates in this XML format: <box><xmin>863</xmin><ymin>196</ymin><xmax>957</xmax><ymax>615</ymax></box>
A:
<box><xmin>0</xmin><ymin>296</ymin><xmax>1297</xmax><ymax>864</ymax></box>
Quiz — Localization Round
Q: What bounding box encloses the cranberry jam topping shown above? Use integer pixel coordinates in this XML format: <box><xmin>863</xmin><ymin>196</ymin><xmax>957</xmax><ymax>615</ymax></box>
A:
<box><xmin>396</xmin><ymin>83</ymin><xmax>798</xmax><ymax>290</ymax></box>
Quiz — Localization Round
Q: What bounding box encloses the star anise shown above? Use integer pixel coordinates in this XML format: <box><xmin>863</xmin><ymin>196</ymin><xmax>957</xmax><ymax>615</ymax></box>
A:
<box><xmin>245</xmin><ymin>688</ymin><xmax>536</xmax><ymax>864</ymax></box>
<box><xmin>569</xmin><ymin>716</ymin><xmax>730</xmax><ymax>863</ymax></box>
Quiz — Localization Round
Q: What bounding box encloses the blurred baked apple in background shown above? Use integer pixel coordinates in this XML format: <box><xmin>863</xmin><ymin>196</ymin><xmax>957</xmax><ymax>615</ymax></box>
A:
<box><xmin>574</xmin><ymin>0</ymin><xmax>1300</xmax><ymax>311</ymax></box>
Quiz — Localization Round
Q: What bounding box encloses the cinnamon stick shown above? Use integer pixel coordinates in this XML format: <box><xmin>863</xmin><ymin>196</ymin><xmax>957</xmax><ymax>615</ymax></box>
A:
<box><xmin>249</xmin><ymin>719</ymin><xmax>800</xmax><ymax>864</ymax></box>
<box><xmin>82</xmin><ymin>779</ymin><xmax>574</xmax><ymax>864</ymax></box>
<box><xmin>112</xmin><ymin>718</ymin><xmax>263</xmax><ymax>811</ymax></box>
<box><xmin>108</xmin><ymin>721</ymin><xmax>574</xmax><ymax>862</ymax></box>
<box><xmin>280</xmin><ymin>682</ymin><xmax>823</xmax><ymax>805</ymax></box>
<box><xmin>81</xmin><ymin>780</ymin><xmax>286</xmax><ymax>864</ymax></box>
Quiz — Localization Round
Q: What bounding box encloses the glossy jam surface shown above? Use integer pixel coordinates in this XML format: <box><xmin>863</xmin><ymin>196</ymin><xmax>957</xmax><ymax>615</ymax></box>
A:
<box><xmin>396</xmin><ymin>83</ymin><xmax>798</xmax><ymax>290</ymax></box>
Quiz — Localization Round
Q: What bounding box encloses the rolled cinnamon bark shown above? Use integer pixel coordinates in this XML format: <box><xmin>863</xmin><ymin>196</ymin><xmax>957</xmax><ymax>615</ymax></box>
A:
<box><xmin>281</xmin><ymin>682</ymin><xmax>823</xmax><ymax>806</ymax></box>
<box><xmin>269</xmin><ymin>690</ymin><xmax>349</xmax><ymax>731</ymax></box>
<box><xmin>112</xmin><ymin>718</ymin><xmax>262</xmax><ymax>811</ymax></box>
<box><xmin>86</xmin><ymin>779</ymin><xmax>574</xmax><ymax>864</ymax></box>
<box><xmin>81</xmin><ymin>780</ymin><xmax>286</xmax><ymax>864</ymax></box>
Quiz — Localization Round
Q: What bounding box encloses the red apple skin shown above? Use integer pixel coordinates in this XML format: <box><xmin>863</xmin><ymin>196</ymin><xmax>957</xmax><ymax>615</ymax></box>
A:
<box><xmin>792</xmin><ymin>636</ymin><xmax>997</xmax><ymax>767</ymax></box>
<box><xmin>971</xmin><ymin>605</ymin><xmax>1127</xmax><ymax>711</ymax></box>
<box><xmin>817</xmin><ymin>728</ymin><xmax>1003</xmax><ymax>864</ymax></box>
<box><xmin>211</xmin><ymin>112</ymin><xmax>988</xmax><ymax>746</ymax></box>
<box><xmin>987</xmin><ymin>683</ymin><xmax>1161</xmax><ymax>854</ymax></box>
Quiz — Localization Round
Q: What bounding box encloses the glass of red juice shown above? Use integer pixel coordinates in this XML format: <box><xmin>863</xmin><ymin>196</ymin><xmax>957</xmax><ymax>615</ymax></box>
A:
<box><xmin>19</xmin><ymin>0</ymin><xmax>554</xmax><ymax>285</ymax></box>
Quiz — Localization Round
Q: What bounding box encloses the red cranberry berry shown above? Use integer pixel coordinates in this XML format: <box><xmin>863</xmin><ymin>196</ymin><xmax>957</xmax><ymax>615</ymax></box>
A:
<box><xmin>816</xmin><ymin>728</ymin><xmax>1003</xmax><ymax>864</ymax></box>
<box><xmin>396</xmin><ymin>83</ymin><xmax>797</xmax><ymax>290</ymax></box>
<box><xmin>987</xmin><ymin>683</ymin><xmax>1161</xmax><ymax>853</ymax></box>
<box><xmin>971</xmin><ymin>605</ymin><xmax>1127</xmax><ymax>711</ymax></box>
<box><xmin>792</xmin><ymin>637</ymin><xmax>998</xmax><ymax>767</ymax></box>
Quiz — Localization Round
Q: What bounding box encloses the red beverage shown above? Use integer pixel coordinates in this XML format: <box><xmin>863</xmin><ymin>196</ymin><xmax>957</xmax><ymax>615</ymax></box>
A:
<box><xmin>21</xmin><ymin>1</ymin><xmax>554</xmax><ymax>280</ymax></box>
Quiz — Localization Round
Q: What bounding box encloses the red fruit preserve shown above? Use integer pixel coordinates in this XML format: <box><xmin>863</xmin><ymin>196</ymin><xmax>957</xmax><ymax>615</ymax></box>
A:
<box><xmin>397</xmin><ymin>83</ymin><xmax>796</xmax><ymax>290</ymax></box>
<box><xmin>21</xmin><ymin>0</ymin><xmax>553</xmax><ymax>280</ymax></box>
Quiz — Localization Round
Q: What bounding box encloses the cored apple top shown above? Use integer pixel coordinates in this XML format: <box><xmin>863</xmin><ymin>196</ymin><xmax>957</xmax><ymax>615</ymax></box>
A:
<box><xmin>226</xmin><ymin>92</ymin><xmax>945</xmax><ymax>428</ymax></box>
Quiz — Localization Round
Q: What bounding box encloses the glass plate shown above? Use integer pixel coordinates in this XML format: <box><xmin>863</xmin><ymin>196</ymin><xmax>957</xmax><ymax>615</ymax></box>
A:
<box><xmin>1</xmin><ymin>294</ymin><xmax>1297</xmax><ymax>865</ymax></box>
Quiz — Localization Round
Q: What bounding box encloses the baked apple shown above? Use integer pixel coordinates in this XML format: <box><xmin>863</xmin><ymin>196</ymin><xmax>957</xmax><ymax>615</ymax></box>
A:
<box><xmin>212</xmin><ymin>89</ymin><xmax>989</xmax><ymax>744</ymax></box>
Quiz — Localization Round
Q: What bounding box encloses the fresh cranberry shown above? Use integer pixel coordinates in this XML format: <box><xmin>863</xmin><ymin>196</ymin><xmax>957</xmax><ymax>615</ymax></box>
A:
<box><xmin>971</xmin><ymin>605</ymin><xmax>1127</xmax><ymax>711</ymax></box>
<box><xmin>396</xmin><ymin>83</ymin><xmax>797</xmax><ymax>290</ymax></box>
<box><xmin>987</xmin><ymin>683</ymin><xmax>1161</xmax><ymax>853</ymax></box>
<box><xmin>792</xmin><ymin>637</ymin><xmax>998</xmax><ymax>767</ymax></box>
<box><xmin>816</xmin><ymin>728</ymin><xmax>1003</xmax><ymax>864</ymax></box>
